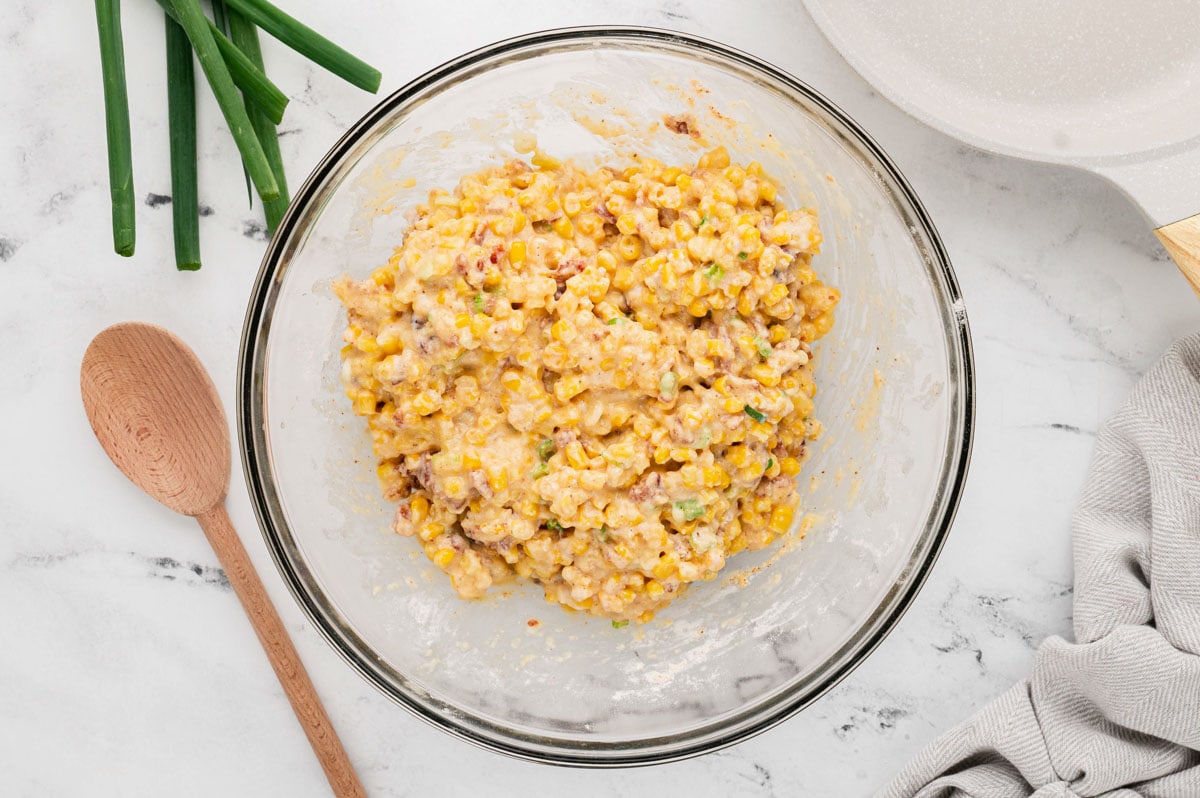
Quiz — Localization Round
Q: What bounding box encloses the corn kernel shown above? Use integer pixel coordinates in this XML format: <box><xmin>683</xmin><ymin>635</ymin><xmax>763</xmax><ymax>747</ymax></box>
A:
<box><xmin>680</xmin><ymin>466</ymin><xmax>702</xmax><ymax>489</ymax></box>
<box><xmin>411</xmin><ymin>390</ymin><xmax>439</xmax><ymax>416</ymax></box>
<box><xmin>698</xmin><ymin>146</ymin><xmax>730</xmax><ymax>170</ymax></box>
<box><xmin>552</xmin><ymin>216</ymin><xmax>574</xmax><ymax>238</ymax></box>
<box><xmin>454</xmin><ymin>313</ymin><xmax>471</xmax><ymax>328</ymax></box>
<box><xmin>577</xmin><ymin>213</ymin><xmax>602</xmax><ymax>238</ymax></box>
<box><xmin>703</xmin><ymin>465</ymin><xmax>728</xmax><ymax>487</ymax></box>
<box><xmin>410</xmin><ymin>495</ymin><xmax>430</xmax><ymax>524</ymax></box>
<box><xmin>688</xmin><ymin>299</ymin><xmax>708</xmax><ymax>317</ymax></box>
<box><xmin>555</xmin><ymin>375</ymin><xmax>586</xmax><ymax>402</ymax></box>
<box><xmin>769</xmin><ymin>324</ymin><xmax>788</xmax><ymax>344</ymax></box>
<box><xmin>420</xmin><ymin>521</ymin><xmax>445</xmax><ymax>542</ymax></box>
<box><xmin>617</xmin><ymin>235</ymin><xmax>642</xmax><ymax>261</ymax></box>
<box><xmin>765</xmin><ymin>284</ymin><xmax>789</xmax><ymax>305</ymax></box>
<box><xmin>645</xmin><ymin>580</ymin><xmax>665</xmax><ymax>598</ymax></box>
<box><xmin>768</xmin><ymin>505</ymin><xmax>795</xmax><ymax>535</ymax></box>
<box><xmin>780</xmin><ymin>457</ymin><xmax>802</xmax><ymax>477</ymax></box>
<box><xmin>616</xmin><ymin>213</ymin><xmax>638</xmax><ymax>236</ymax></box>
<box><xmin>612</xmin><ymin>266</ymin><xmax>635</xmax><ymax>291</ymax></box>
<box><xmin>432</xmin><ymin>548</ymin><xmax>456</xmax><ymax>568</ymax></box>
<box><xmin>532</xmin><ymin>151</ymin><xmax>561</xmax><ymax>170</ymax></box>
<box><xmin>750</xmin><ymin>364</ymin><xmax>780</xmax><ymax>387</ymax></box>
<box><xmin>670</xmin><ymin>448</ymin><xmax>694</xmax><ymax>462</ymax></box>
<box><xmin>566</xmin><ymin>441</ymin><xmax>589</xmax><ymax>469</ymax></box>
<box><xmin>509</xmin><ymin>240</ymin><xmax>526</xmax><ymax>266</ymax></box>
<box><xmin>469</xmin><ymin>315</ymin><xmax>490</xmax><ymax>337</ymax></box>
<box><xmin>462</xmin><ymin>451</ymin><xmax>481</xmax><ymax>470</ymax></box>
<box><xmin>487</xmin><ymin>467</ymin><xmax>508</xmax><ymax>492</ymax></box>
<box><xmin>726</xmin><ymin>445</ymin><xmax>749</xmax><ymax>467</ymax></box>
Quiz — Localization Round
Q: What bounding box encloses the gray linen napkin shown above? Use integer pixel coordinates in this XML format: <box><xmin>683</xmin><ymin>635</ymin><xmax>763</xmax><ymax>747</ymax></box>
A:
<box><xmin>880</xmin><ymin>334</ymin><xmax>1200</xmax><ymax>798</ymax></box>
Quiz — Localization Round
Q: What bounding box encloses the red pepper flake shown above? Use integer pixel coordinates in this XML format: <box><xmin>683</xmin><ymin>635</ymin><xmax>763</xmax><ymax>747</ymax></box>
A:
<box><xmin>527</xmin><ymin>618</ymin><xmax>540</xmax><ymax>628</ymax></box>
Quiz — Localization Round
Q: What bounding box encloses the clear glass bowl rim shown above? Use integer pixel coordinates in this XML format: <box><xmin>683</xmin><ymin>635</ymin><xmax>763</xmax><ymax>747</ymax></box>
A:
<box><xmin>236</xmin><ymin>25</ymin><xmax>975</xmax><ymax>767</ymax></box>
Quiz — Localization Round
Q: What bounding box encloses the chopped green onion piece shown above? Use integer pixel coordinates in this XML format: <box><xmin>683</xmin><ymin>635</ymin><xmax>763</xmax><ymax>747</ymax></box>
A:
<box><xmin>658</xmin><ymin>371</ymin><xmax>678</xmax><ymax>397</ymax></box>
<box><xmin>223</xmin><ymin>0</ymin><xmax>382</xmax><ymax>92</ymax></box>
<box><xmin>698</xmin><ymin>214</ymin><xmax>708</xmax><ymax>227</ymax></box>
<box><xmin>673</xmin><ymin>499</ymin><xmax>705</xmax><ymax>521</ymax></box>
<box><xmin>744</xmin><ymin>405</ymin><xmax>767</xmax><ymax>423</ymax></box>
<box><xmin>611</xmin><ymin>620</ymin><xmax>629</xmax><ymax>629</ymax></box>
<box><xmin>473</xmin><ymin>294</ymin><xmax>485</xmax><ymax>312</ymax></box>
<box><xmin>545</xmin><ymin>518</ymin><xmax>563</xmax><ymax>532</ymax></box>
<box><xmin>766</xmin><ymin>457</ymin><xmax>774</xmax><ymax>471</ymax></box>
<box><xmin>228</xmin><ymin>6</ymin><xmax>290</xmax><ymax>231</ymax></box>
<box><xmin>703</xmin><ymin>263</ymin><xmax>723</xmax><ymax>281</ymax></box>
<box><xmin>606</xmin><ymin>317</ymin><xmax>618</xmax><ymax>325</ymax></box>
<box><xmin>536</xmin><ymin>438</ymin><xmax>555</xmax><ymax>462</ymax></box>
<box><xmin>531</xmin><ymin>462</ymin><xmax>549</xmax><ymax>479</ymax></box>
<box><xmin>754</xmin><ymin>337</ymin><xmax>773</xmax><ymax>359</ymax></box>
<box><xmin>165</xmin><ymin>16</ymin><xmax>200</xmax><ymax>270</ymax></box>
<box><xmin>598</xmin><ymin>524</ymin><xmax>609</xmax><ymax>541</ymax></box>
<box><xmin>738</xmin><ymin>251</ymin><xmax>748</xmax><ymax>260</ymax></box>
<box><xmin>94</xmin><ymin>0</ymin><xmax>135</xmax><ymax>256</ymax></box>
<box><xmin>165</xmin><ymin>0</ymin><xmax>279</xmax><ymax>201</ymax></box>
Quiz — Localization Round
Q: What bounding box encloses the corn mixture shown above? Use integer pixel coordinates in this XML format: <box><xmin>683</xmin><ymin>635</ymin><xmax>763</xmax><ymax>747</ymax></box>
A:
<box><xmin>335</xmin><ymin>147</ymin><xmax>839</xmax><ymax>623</ymax></box>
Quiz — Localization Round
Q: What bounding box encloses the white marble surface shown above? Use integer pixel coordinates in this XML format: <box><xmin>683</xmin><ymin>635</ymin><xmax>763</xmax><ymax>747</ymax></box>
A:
<box><xmin>3</xmin><ymin>1</ymin><xmax>1198</xmax><ymax>795</ymax></box>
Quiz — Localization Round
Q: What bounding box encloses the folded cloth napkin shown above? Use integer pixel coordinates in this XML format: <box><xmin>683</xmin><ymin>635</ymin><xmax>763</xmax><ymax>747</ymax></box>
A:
<box><xmin>880</xmin><ymin>335</ymin><xmax>1200</xmax><ymax>798</ymax></box>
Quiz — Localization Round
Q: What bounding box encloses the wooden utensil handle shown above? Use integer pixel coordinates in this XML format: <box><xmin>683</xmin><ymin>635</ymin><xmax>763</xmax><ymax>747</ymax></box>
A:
<box><xmin>197</xmin><ymin>504</ymin><xmax>366</xmax><ymax>798</ymax></box>
<box><xmin>1156</xmin><ymin>213</ymin><xmax>1200</xmax><ymax>298</ymax></box>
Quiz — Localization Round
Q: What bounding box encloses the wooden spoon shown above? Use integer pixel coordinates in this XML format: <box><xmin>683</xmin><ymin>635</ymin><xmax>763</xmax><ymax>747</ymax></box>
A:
<box><xmin>80</xmin><ymin>322</ymin><xmax>365</xmax><ymax>798</ymax></box>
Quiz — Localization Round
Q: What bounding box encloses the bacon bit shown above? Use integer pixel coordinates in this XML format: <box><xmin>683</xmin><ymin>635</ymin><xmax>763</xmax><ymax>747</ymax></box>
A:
<box><xmin>554</xmin><ymin>258</ymin><xmax>585</xmax><ymax>281</ymax></box>
<box><xmin>526</xmin><ymin>618</ymin><xmax>540</xmax><ymax>628</ymax></box>
<box><xmin>663</xmin><ymin>113</ymin><xmax>699</xmax><ymax>139</ymax></box>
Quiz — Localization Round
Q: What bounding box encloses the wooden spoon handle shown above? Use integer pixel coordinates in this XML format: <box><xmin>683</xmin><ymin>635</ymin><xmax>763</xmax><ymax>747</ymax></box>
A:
<box><xmin>1156</xmin><ymin>213</ymin><xmax>1200</xmax><ymax>298</ymax></box>
<box><xmin>197</xmin><ymin>504</ymin><xmax>366</xmax><ymax>798</ymax></box>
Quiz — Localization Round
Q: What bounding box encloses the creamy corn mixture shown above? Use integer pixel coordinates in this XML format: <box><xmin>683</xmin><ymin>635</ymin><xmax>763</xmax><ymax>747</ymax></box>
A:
<box><xmin>335</xmin><ymin>147</ymin><xmax>839</xmax><ymax>623</ymax></box>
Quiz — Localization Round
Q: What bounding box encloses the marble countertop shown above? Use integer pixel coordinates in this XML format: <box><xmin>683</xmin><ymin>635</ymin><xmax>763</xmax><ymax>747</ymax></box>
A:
<box><xmin>3</xmin><ymin>1</ymin><xmax>1198</xmax><ymax>795</ymax></box>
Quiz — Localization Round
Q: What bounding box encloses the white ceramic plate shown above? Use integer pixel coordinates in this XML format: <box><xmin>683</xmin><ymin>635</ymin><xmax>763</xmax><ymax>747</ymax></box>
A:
<box><xmin>803</xmin><ymin>0</ymin><xmax>1200</xmax><ymax>232</ymax></box>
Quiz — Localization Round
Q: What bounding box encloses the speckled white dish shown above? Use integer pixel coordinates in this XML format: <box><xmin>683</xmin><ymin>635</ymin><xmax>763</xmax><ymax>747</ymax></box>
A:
<box><xmin>803</xmin><ymin>0</ymin><xmax>1200</xmax><ymax>227</ymax></box>
<box><xmin>238</xmin><ymin>27</ymin><xmax>973</xmax><ymax>766</ymax></box>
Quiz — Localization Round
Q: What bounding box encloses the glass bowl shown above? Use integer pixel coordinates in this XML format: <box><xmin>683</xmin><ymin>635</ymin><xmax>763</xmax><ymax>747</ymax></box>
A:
<box><xmin>238</xmin><ymin>27</ymin><xmax>973</xmax><ymax>766</ymax></box>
